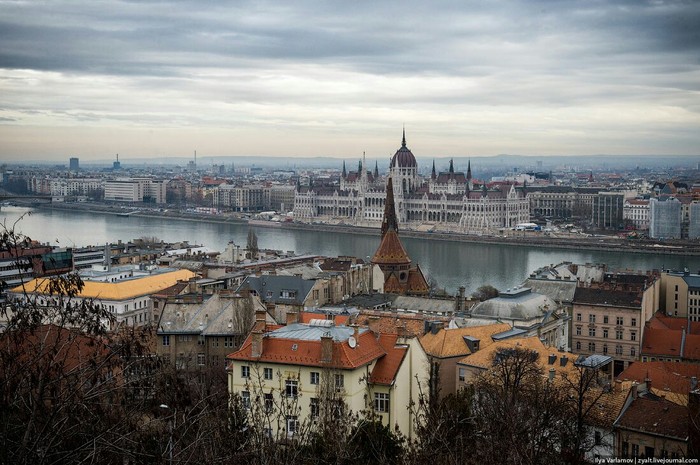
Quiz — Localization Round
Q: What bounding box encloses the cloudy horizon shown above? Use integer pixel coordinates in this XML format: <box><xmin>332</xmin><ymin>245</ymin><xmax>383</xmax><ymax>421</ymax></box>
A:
<box><xmin>1</xmin><ymin>0</ymin><xmax>699</xmax><ymax>162</ymax></box>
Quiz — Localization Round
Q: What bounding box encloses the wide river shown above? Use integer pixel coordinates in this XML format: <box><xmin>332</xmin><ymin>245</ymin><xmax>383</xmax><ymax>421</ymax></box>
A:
<box><xmin>2</xmin><ymin>206</ymin><xmax>698</xmax><ymax>295</ymax></box>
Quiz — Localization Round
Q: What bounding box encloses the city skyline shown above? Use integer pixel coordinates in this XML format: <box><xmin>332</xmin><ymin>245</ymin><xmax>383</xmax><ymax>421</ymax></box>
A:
<box><xmin>1</xmin><ymin>1</ymin><xmax>699</xmax><ymax>161</ymax></box>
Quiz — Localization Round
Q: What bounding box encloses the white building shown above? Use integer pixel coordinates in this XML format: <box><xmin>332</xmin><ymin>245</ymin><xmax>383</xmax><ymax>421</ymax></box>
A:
<box><xmin>623</xmin><ymin>199</ymin><xmax>650</xmax><ymax>231</ymax></box>
<box><xmin>104</xmin><ymin>178</ymin><xmax>167</xmax><ymax>204</ymax></box>
<box><xmin>293</xmin><ymin>132</ymin><xmax>529</xmax><ymax>233</ymax></box>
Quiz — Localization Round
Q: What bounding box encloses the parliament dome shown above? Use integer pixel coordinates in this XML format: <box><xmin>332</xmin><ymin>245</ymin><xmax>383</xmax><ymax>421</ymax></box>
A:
<box><xmin>390</xmin><ymin>130</ymin><xmax>418</xmax><ymax>169</ymax></box>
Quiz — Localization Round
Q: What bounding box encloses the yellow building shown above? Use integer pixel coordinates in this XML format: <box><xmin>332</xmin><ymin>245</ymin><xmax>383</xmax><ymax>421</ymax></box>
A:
<box><xmin>226</xmin><ymin>312</ymin><xmax>429</xmax><ymax>440</ymax></box>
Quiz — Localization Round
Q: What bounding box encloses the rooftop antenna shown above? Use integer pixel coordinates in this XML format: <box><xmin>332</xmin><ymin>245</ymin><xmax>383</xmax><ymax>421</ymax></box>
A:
<box><xmin>194</xmin><ymin>150</ymin><xmax>197</xmax><ymax>169</ymax></box>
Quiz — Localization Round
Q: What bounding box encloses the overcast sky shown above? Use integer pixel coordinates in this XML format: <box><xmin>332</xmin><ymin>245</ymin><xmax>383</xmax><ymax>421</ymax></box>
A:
<box><xmin>1</xmin><ymin>0</ymin><xmax>699</xmax><ymax>162</ymax></box>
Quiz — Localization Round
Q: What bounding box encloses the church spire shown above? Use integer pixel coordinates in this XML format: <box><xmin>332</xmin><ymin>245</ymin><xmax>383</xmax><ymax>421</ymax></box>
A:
<box><xmin>449</xmin><ymin>158</ymin><xmax>454</xmax><ymax>174</ymax></box>
<box><xmin>402</xmin><ymin>126</ymin><xmax>406</xmax><ymax>148</ymax></box>
<box><xmin>431</xmin><ymin>160</ymin><xmax>436</xmax><ymax>180</ymax></box>
<box><xmin>381</xmin><ymin>177</ymin><xmax>398</xmax><ymax>237</ymax></box>
<box><xmin>342</xmin><ymin>160</ymin><xmax>347</xmax><ymax>178</ymax></box>
<box><xmin>374</xmin><ymin>160</ymin><xmax>379</xmax><ymax>179</ymax></box>
<box><xmin>467</xmin><ymin>159</ymin><xmax>472</xmax><ymax>181</ymax></box>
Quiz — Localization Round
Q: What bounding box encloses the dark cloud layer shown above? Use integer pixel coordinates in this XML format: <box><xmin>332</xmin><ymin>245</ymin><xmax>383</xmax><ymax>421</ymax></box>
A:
<box><xmin>0</xmin><ymin>0</ymin><xmax>699</xmax><ymax>159</ymax></box>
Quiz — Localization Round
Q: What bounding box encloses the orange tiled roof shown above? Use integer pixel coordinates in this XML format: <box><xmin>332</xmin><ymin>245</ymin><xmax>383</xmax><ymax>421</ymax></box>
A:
<box><xmin>641</xmin><ymin>327</ymin><xmax>682</xmax><ymax>357</ymax></box>
<box><xmin>617</xmin><ymin>361</ymin><xmax>700</xmax><ymax>399</ymax></box>
<box><xmin>356</xmin><ymin>311</ymin><xmax>429</xmax><ymax>338</ymax></box>
<box><xmin>369</xmin><ymin>333</ymin><xmax>408</xmax><ymax>385</ymax></box>
<box><xmin>372</xmin><ymin>229</ymin><xmax>411</xmax><ymax>265</ymax></box>
<box><xmin>616</xmin><ymin>395</ymin><xmax>689</xmax><ymax>441</ymax></box>
<box><xmin>649</xmin><ymin>313</ymin><xmax>700</xmax><ymax>334</ymax></box>
<box><xmin>406</xmin><ymin>266</ymin><xmax>429</xmax><ymax>295</ymax></box>
<box><xmin>420</xmin><ymin>323</ymin><xmax>512</xmax><ymax>358</ymax></box>
<box><xmin>227</xmin><ymin>328</ymin><xmax>386</xmax><ymax>370</ymax></box>
<box><xmin>684</xmin><ymin>333</ymin><xmax>700</xmax><ymax>361</ymax></box>
<box><xmin>456</xmin><ymin>337</ymin><xmax>577</xmax><ymax>377</ymax></box>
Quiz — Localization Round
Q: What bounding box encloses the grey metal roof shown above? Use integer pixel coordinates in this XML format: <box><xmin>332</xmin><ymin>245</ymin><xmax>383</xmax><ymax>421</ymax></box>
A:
<box><xmin>683</xmin><ymin>274</ymin><xmax>700</xmax><ymax>290</ymax></box>
<box><xmin>267</xmin><ymin>322</ymin><xmax>366</xmax><ymax>342</ymax></box>
<box><xmin>237</xmin><ymin>275</ymin><xmax>316</xmax><ymax>305</ymax></box>
<box><xmin>471</xmin><ymin>288</ymin><xmax>555</xmax><ymax>321</ymax></box>
<box><xmin>491</xmin><ymin>328</ymin><xmax>528</xmax><ymax>341</ymax></box>
<box><xmin>524</xmin><ymin>279</ymin><xmax>577</xmax><ymax>304</ymax></box>
<box><xmin>392</xmin><ymin>295</ymin><xmax>457</xmax><ymax>314</ymax></box>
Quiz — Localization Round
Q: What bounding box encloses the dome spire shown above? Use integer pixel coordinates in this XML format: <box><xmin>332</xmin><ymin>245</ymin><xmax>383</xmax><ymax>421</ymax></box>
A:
<box><xmin>402</xmin><ymin>126</ymin><xmax>406</xmax><ymax>148</ymax></box>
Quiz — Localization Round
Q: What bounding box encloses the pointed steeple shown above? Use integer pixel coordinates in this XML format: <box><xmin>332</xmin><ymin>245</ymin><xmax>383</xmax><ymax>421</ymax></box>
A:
<box><xmin>449</xmin><ymin>159</ymin><xmax>454</xmax><ymax>174</ymax></box>
<box><xmin>374</xmin><ymin>161</ymin><xmax>379</xmax><ymax>179</ymax></box>
<box><xmin>358</xmin><ymin>159</ymin><xmax>362</xmax><ymax>173</ymax></box>
<box><xmin>342</xmin><ymin>160</ymin><xmax>347</xmax><ymax>178</ymax></box>
<box><xmin>381</xmin><ymin>177</ymin><xmax>399</xmax><ymax>237</ymax></box>
<box><xmin>431</xmin><ymin>160</ymin><xmax>436</xmax><ymax>180</ymax></box>
<box><xmin>467</xmin><ymin>159</ymin><xmax>472</xmax><ymax>181</ymax></box>
<box><xmin>401</xmin><ymin>126</ymin><xmax>407</xmax><ymax>148</ymax></box>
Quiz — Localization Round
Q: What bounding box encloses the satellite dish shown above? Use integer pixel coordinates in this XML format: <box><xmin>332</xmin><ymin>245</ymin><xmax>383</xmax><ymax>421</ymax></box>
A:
<box><xmin>348</xmin><ymin>336</ymin><xmax>357</xmax><ymax>349</ymax></box>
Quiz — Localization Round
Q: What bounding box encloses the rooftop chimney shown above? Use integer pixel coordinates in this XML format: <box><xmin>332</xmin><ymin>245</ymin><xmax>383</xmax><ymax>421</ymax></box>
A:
<box><xmin>548</xmin><ymin>367</ymin><xmax>555</xmax><ymax>382</ymax></box>
<box><xmin>321</xmin><ymin>332</ymin><xmax>333</xmax><ymax>363</ymax></box>
<box><xmin>254</xmin><ymin>309</ymin><xmax>267</xmax><ymax>332</ymax></box>
<box><xmin>286</xmin><ymin>310</ymin><xmax>299</xmax><ymax>325</ymax></box>
<box><xmin>251</xmin><ymin>330</ymin><xmax>263</xmax><ymax>358</ymax></box>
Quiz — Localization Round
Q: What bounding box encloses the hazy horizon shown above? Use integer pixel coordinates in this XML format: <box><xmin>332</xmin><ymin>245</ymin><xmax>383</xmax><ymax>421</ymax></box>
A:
<box><xmin>1</xmin><ymin>1</ymin><xmax>699</xmax><ymax>161</ymax></box>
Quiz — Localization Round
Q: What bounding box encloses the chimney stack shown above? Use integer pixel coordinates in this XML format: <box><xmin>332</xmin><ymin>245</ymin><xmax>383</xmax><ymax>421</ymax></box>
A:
<box><xmin>251</xmin><ymin>330</ymin><xmax>263</xmax><ymax>358</ymax></box>
<box><xmin>254</xmin><ymin>309</ymin><xmax>267</xmax><ymax>332</ymax></box>
<box><xmin>631</xmin><ymin>382</ymin><xmax>639</xmax><ymax>399</ymax></box>
<box><xmin>286</xmin><ymin>310</ymin><xmax>299</xmax><ymax>325</ymax></box>
<box><xmin>548</xmin><ymin>367</ymin><xmax>555</xmax><ymax>382</ymax></box>
<box><xmin>321</xmin><ymin>332</ymin><xmax>333</xmax><ymax>363</ymax></box>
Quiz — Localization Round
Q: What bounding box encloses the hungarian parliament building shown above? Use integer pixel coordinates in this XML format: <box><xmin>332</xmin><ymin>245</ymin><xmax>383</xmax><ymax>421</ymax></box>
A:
<box><xmin>293</xmin><ymin>132</ymin><xmax>530</xmax><ymax>233</ymax></box>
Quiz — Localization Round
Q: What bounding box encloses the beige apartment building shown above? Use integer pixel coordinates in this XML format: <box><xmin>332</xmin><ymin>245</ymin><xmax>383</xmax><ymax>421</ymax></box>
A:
<box><xmin>227</xmin><ymin>312</ymin><xmax>429</xmax><ymax>440</ymax></box>
<box><xmin>572</xmin><ymin>275</ymin><xmax>660</xmax><ymax>376</ymax></box>
<box><xmin>660</xmin><ymin>271</ymin><xmax>700</xmax><ymax>322</ymax></box>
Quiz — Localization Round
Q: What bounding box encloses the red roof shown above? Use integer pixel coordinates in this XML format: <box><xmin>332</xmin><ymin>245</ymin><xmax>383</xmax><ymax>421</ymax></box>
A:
<box><xmin>617</xmin><ymin>361</ymin><xmax>700</xmax><ymax>395</ymax></box>
<box><xmin>616</xmin><ymin>395</ymin><xmax>688</xmax><ymax>441</ymax></box>
<box><xmin>642</xmin><ymin>327</ymin><xmax>682</xmax><ymax>357</ymax></box>
<box><xmin>369</xmin><ymin>333</ymin><xmax>408</xmax><ymax>385</ymax></box>
<box><xmin>227</xmin><ymin>328</ymin><xmax>386</xmax><ymax>370</ymax></box>
<box><xmin>372</xmin><ymin>229</ymin><xmax>412</xmax><ymax>265</ymax></box>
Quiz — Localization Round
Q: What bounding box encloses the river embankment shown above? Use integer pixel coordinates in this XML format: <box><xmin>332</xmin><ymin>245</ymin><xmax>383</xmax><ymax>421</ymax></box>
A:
<box><xmin>33</xmin><ymin>201</ymin><xmax>700</xmax><ymax>256</ymax></box>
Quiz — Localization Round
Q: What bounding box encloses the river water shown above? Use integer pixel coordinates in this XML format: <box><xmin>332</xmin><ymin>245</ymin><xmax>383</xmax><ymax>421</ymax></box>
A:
<box><xmin>2</xmin><ymin>206</ymin><xmax>697</xmax><ymax>295</ymax></box>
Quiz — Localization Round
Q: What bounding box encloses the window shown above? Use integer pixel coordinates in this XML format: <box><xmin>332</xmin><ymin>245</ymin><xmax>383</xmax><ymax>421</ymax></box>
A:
<box><xmin>588</xmin><ymin>328</ymin><xmax>596</xmax><ymax>337</ymax></box>
<box><xmin>576</xmin><ymin>326</ymin><xmax>582</xmax><ymax>336</ymax></box>
<box><xmin>616</xmin><ymin>330</ymin><xmax>623</xmax><ymax>340</ymax></box>
<box><xmin>310</xmin><ymin>371</ymin><xmax>319</xmax><ymax>385</ymax></box>
<box><xmin>198</xmin><ymin>336</ymin><xmax>204</xmax><ymax>346</ymax></box>
<box><xmin>616</xmin><ymin>317</ymin><xmax>624</xmax><ymax>326</ymax></box>
<box><xmin>631</xmin><ymin>318</ymin><xmax>637</xmax><ymax>327</ymax></box>
<box><xmin>162</xmin><ymin>335</ymin><xmax>170</xmax><ymax>346</ymax></box>
<box><xmin>594</xmin><ymin>431</ymin><xmax>602</xmax><ymax>445</ymax></box>
<box><xmin>603</xmin><ymin>344</ymin><xmax>608</xmax><ymax>355</ymax></box>
<box><xmin>603</xmin><ymin>316</ymin><xmax>609</xmax><ymax>324</ymax></box>
<box><xmin>603</xmin><ymin>329</ymin><xmax>608</xmax><ymax>338</ymax></box>
<box><xmin>588</xmin><ymin>342</ymin><xmax>596</xmax><ymax>352</ymax></box>
<box><xmin>622</xmin><ymin>441</ymin><xmax>629</xmax><ymax>458</ymax></box>
<box><xmin>576</xmin><ymin>341</ymin><xmax>581</xmax><ymax>351</ymax></box>
<box><xmin>310</xmin><ymin>398</ymin><xmax>319</xmax><ymax>417</ymax></box>
<box><xmin>264</xmin><ymin>367</ymin><xmax>273</xmax><ymax>380</ymax></box>
<box><xmin>589</xmin><ymin>314</ymin><xmax>596</xmax><ymax>323</ymax></box>
<box><xmin>576</xmin><ymin>313</ymin><xmax>582</xmax><ymax>322</ymax></box>
<box><xmin>375</xmin><ymin>392</ymin><xmax>390</xmax><ymax>413</ymax></box>
<box><xmin>630</xmin><ymin>331</ymin><xmax>637</xmax><ymax>341</ymax></box>
<box><xmin>224</xmin><ymin>336</ymin><xmax>234</xmax><ymax>348</ymax></box>
<box><xmin>630</xmin><ymin>347</ymin><xmax>636</xmax><ymax>357</ymax></box>
<box><xmin>286</xmin><ymin>415</ymin><xmax>299</xmax><ymax>437</ymax></box>
<box><xmin>211</xmin><ymin>338</ymin><xmax>219</xmax><ymax>348</ymax></box>
<box><xmin>197</xmin><ymin>353</ymin><xmax>205</xmax><ymax>366</ymax></box>
<box><xmin>631</xmin><ymin>444</ymin><xmax>639</xmax><ymax>458</ymax></box>
<box><xmin>286</xmin><ymin>379</ymin><xmax>298</xmax><ymax>398</ymax></box>
<box><xmin>335</xmin><ymin>374</ymin><xmax>344</xmax><ymax>390</ymax></box>
<box><xmin>264</xmin><ymin>393</ymin><xmax>273</xmax><ymax>413</ymax></box>
<box><xmin>241</xmin><ymin>390</ymin><xmax>251</xmax><ymax>409</ymax></box>
<box><xmin>241</xmin><ymin>366</ymin><xmax>250</xmax><ymax>378</ymax></box>
<box><xmin>458</xmin><ymin>367</ymin><xmax>466</xmax><ymax>382</ymax></box>
<box><xmin>616</xmin><ymin>345</ymin><xmax>623</xmax><ymax>355</ymax></box>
